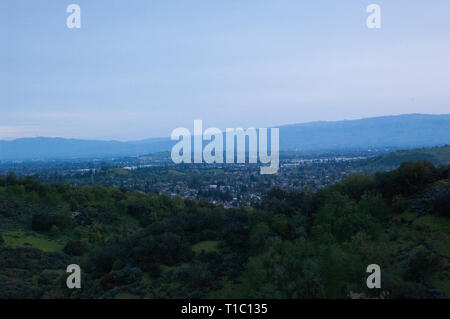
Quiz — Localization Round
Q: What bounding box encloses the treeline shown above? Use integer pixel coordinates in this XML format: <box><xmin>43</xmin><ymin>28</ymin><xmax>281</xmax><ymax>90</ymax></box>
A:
<box><xmin>0</xmin><ymin>161</ymin><xmax>449</xmax><ymax>298</ymax></box>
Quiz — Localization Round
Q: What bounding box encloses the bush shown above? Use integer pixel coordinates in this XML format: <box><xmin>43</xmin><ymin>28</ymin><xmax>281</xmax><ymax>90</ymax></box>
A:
<box><xmin>403</xmin><ymin>246</ymin><xmax>441</xmax><ymax>282</ymax></box>
<box><xmin>64</xmin><ymin>240</ymin><xmax>88</xmax><ymax>256</ymax></box>
<box><xmin>375</xmin><ymin>161</ymin><xmax>437</xmax><ymax>198</ymax></box>
<box><xmin>6</xmin><ymin>172</ymin><xmax>19</xmax><ymax>186</ymax></box>
<box><xmin>89</xmin><ymin>245</ymin><xmax>122</xmax><ymax>275</ymax></box>
<box><xmin>31</xmin><ymin>213</ymin><xmax>53</xmax><ymax>232</ymax></box>
<box><xmin>339</xmin><ymin>174</ymin><xmax>375</xmax><ymax>200</ymax></box>
<box><xmin>433</xmin><ymin>185</ymin><xmax>450</xmax><ymax>217</ymax></box>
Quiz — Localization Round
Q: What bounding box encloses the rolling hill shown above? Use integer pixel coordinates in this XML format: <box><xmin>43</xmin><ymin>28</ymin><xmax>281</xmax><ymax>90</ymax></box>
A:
<box><xmin>363</xmin><ymin>145</ymin><xmax>450</xmax><ymax>171</ymax></box>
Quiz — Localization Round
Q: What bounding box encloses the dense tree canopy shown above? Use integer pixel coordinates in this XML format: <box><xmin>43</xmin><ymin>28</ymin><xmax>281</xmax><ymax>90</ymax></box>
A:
<box><xmin>0</xmin><ymin>161</ymin><xmax>449</xmax><ymax>298</ymax></box>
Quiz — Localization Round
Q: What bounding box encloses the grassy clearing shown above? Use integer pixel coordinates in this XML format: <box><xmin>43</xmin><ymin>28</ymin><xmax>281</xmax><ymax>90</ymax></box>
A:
<box><xmin>192</xmin><ymin>240</ymin><xmax>219</xmax><ymax>254</ymax></box>
<box><xmin>160</xmin><ymin>264</ymin><xmax>173</xmax><ymax>275</ymax></box>
<box><xmin>413</xmin><ymin>215</ymin><xmax>450</xmax><ymax>232</ymax></box>
<box><xmin>413</xmin><ymin>215</ymin><xmax>450</xmax><ymax>256</ymax></box>
<box><xmin>2</xmin><ymin>230</ymin><xmax>64</xmax><ymax>252</ymax></box>
<box><xmin>208</xmin><ymin>278</ymin><xmax>252</xmax><ymax>299</ymax></box>
<box><xmin>115</xmin><ymin>292</ymin><xmax>140</xmax><ymax>299</ymax></box>
<box><xmin>141</xmin><ymin>272</ymin><xmax>152</xmax><ymax>285</ymax></box>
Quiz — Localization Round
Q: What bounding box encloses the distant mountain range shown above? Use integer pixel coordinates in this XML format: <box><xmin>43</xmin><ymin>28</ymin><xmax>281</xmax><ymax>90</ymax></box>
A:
<box><xmin>278</xmin><ymin>113</ymin><xmax>450</xmax><ymax>150</ymax></box>
<box><xmin>1</xmin><ymin>114</ymin><xmax>449</xmax><ymax>160</ymax></box>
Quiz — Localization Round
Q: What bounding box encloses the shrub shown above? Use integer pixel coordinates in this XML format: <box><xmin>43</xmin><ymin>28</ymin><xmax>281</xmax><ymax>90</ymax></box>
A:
<box><xmin>433</xmin><ymin>185</ymin><xmax>450</xmax><ymax>217</ymax></box>
<box><xmin>64</xmin><ymin>240</ymin><xmax>88</xmax><ymax>256</ymax></box>
<box><xmin>31</xmin><ymin>213</ymin><xmax>53</xmax><ymax>232</ymax></box>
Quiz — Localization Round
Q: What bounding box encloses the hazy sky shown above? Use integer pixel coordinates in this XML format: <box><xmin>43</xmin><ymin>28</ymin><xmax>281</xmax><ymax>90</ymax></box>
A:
<box><xmin>1</xmin><ymin>0</ymin><xmax>449</xmax><ymax>140</ymax></box>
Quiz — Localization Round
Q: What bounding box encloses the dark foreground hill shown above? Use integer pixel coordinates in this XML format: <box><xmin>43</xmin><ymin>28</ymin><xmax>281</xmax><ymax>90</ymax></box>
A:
<box><xmin>1</xmin><ymin>114</ymin><xmax>449</xmax><ymax>160</ymax></box>
<box><xmin>0</xmin><ymin>161</ymin><xmax>449</xmax><ymax>298</ymax></box>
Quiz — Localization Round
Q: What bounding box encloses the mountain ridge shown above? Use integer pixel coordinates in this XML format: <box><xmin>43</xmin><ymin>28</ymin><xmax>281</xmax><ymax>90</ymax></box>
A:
<box><xmin>1</xmin><ymin>114</ymin><xmax>449</xmax><ymax>160</ymax></box>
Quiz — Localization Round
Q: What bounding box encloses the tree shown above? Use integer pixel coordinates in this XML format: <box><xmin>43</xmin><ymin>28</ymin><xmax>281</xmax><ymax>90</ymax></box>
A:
<box><xmin>244</xmin><ymin>238</ymin><xmax>325</xmax><ymax>298</ymax></box>
<box><xmin>338</xmin><ymin>174</ymin><xmax>374</xmax><ymax>200</ymax></box>
<box><xmin>375</xmin><ymin>161</ymin><xmax>437</xmax><ymax>198</ymax></box>
<box><xmin>6</xmin><ymin>172</ymin><xmax>19</xmax><ymax>186</ymax></box>
<box><xmin>312</xmin><ymin>192</ymin><xmax>377</xmax><ymax>242</ymax></box>
<box><xmin>31</xmin><ymin>213</ymin><xmax>53</xmax><ymax>232</ymax></box>
<box><xmin>64</xmin><ymin>240</ymin><xmax>88</xmax><ymax>256</ymax></box>
<box><xmin>249</xmin><ymin>222</ymin><xmax>270</xmax><ymax>250</ymax></box>
<box><xmin>433</xmin><ymin>184</ymin><xmax>450</xmax><ymax>216</ymax></box>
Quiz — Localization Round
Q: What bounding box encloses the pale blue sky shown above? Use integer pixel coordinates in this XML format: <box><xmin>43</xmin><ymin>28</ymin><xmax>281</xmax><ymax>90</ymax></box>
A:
<box><xmin>1</xmin><ymin>0</ymin><xmax>449</xmax><ymax>140</ymax></box>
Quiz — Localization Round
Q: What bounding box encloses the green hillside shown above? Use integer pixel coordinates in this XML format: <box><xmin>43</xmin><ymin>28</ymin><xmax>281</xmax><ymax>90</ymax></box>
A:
<box><xmin>365</xmin><ymin>145</ymin><xmax>450</xmax><ymax>171</ymax></box>
<box><xmin>0</xmin><ymin>162</ymin><xmax>449</xmax><ymax>299</ymax></box>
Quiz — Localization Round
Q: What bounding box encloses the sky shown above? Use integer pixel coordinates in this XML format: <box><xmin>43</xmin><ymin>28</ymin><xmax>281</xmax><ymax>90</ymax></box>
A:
<box><xmin>1</xmin><ymin>0</ymin><xmax>449</xmax><ymax>140</ymax></box>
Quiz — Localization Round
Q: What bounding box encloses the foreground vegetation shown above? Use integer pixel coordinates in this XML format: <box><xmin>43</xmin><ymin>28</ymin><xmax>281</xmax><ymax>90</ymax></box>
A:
<box><xmin>0</xmin><ymin>161</ymin><xmax>449</xmax><ymax>298</ymax></box>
